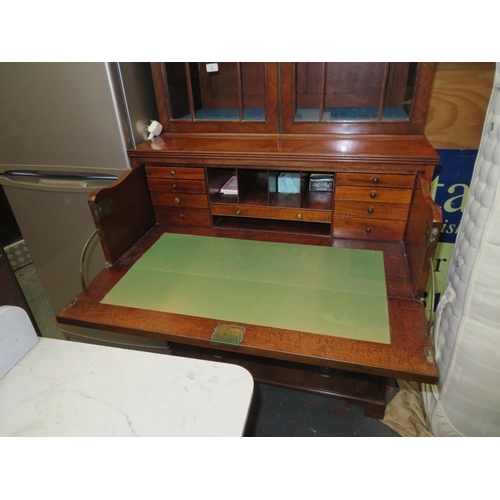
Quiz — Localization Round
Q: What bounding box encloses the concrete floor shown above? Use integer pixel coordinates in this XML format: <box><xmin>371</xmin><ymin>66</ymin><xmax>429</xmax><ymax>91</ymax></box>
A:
<box><xmin>14</xmin><ymin>261</ymin><xmax>399</xmax><ymax>437</ymax></box>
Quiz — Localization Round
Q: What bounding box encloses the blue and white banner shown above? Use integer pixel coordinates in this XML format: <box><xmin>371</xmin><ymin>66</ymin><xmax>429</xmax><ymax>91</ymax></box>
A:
<box><xmin>425</xmin><ymin>149</ymin><xmax>476</xmax><ymax>315</ymax></box>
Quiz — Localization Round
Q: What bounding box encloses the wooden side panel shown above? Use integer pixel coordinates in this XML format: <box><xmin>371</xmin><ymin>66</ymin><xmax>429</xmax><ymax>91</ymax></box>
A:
<box><xmin>89</xmin><ymin>166</ymin><xmax>156</xmax><ymax>264</ymax></box>
<box><xmin>404</xmin><ymin>173</ymin><xmax>443</xmax><ymax>297</ymax></box>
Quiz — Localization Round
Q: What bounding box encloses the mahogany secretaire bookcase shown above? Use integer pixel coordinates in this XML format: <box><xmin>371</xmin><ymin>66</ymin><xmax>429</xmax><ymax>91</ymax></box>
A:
<box><xmin>58</xmin><ymin>63</ymin><xmax>441</xmax><ymax>417</ymax></box>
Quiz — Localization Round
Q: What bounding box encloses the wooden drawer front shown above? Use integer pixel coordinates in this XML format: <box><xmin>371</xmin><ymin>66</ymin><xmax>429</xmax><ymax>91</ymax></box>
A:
<box><xmin>335</xmin><ymin>186</ymin><xmax>412</xmax><ymax>204</ymax></box>
<box><xmin>145</xmin><ymin>166</ymin><xmax>205</xmax><ymax>180</ymax></box>
<box><xmin>335</xmin><ymin>173</ymin><xmax>415</xmax><ymax>188</ymax></box>
<box><xmin>150</xmin><ymin>192</ymin><xmax>208</xmax><ymax>209</ymax></box>
<box><xmin>211</xmin><ymin>204</ymin><xmax>331</xmax><ymax>223</ymax></box>
<box><xmin>333</xmin><ymin>217</ymin><xmax>406</xmax><ymax>241</ymax></box>
<box><xmin>334</xmin><ymin>201</ymin><xmax>410</xmax><ymax>221</ymax></box>
<box><xmin>155</xmin><ymin>207</ymin><xmax>211</xmax><ymax>227</ymax></box>
<box><xmin>147</xmin><ymin>178</ymin><xmax>206</xmax><ymax>194</ymax></box>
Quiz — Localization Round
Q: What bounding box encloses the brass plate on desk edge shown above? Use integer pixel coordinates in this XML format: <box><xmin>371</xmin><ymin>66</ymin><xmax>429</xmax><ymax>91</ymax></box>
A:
<box><xmin>211</xmin><ymin>324</ymin><xmax>245</xmax><ymax>347</ymax></box>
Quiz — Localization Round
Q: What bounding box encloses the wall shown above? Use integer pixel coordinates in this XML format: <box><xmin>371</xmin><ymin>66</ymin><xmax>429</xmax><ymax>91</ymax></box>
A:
<box><xmin>422</xmin><ymin>63</ymin><xmax>495</xmax><ymax>316</ymax></box>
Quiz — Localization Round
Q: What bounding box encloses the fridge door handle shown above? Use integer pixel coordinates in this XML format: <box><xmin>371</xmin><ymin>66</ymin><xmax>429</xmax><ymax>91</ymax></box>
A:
<box><xmin>0</xmin><ymin>171</ymin><xmax>120</xmax><ymax>191</ymax></box>
<box><xmin>2</xmin><ymin>171</ymin><xmax>119</xmax><ymax>181</ymax></box>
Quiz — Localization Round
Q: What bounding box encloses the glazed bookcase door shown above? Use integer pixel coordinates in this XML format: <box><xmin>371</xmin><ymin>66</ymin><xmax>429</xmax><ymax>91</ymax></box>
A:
<box><xmin>280</xmin><ymin>62</ymin><xmax>436</xmax><ymax>135</ymax></box>
<box><xmin>151</xmin><ymin>62</ymin><xmax>279</xmax><ymax>133</ymax></box>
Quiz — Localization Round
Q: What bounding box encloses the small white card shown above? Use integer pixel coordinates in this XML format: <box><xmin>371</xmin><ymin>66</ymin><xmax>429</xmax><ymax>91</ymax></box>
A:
<box><xmin>206</xmin><ymin>63</ymin><xmax>219</xmax><ymax>73</ymax></box>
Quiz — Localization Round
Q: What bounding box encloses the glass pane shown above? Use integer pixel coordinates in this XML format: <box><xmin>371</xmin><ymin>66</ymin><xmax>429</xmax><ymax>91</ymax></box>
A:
<box><xmin>324</xmin><ymin>62</ymin><xmax>386</xmax><ymax>121</ymax></box>
<box><xmin>164</xmin><ymin>63</ymin><xmax>266</xmax><ymax>122</ymax></box>
<box><xmin>294</xmin><ymin>62</ymin><xmax>322</xmax><ymax>121</ymax></box>
<box><xmin>241</xmin><ymin>63</ymin><xmax>265</xmax><ymax>121</ymax></box>
<box><xmin>192</xmin><ymin>62</ymin><xmax>239</xmax><ymax>120</ymax></box>
<box><xmin>293</xmin><ymin>62</ymin><xmax>419</xmax><ymax>123</ymax></box>
<box><xmin>163</xmin><ymin>63</ymin><xmax>191</xmax><ymax>120</ymax></box>
<box><xmin>381</xmin><ymin>63</ymin><xmax>418</xmax><ymax>121</ymax></box>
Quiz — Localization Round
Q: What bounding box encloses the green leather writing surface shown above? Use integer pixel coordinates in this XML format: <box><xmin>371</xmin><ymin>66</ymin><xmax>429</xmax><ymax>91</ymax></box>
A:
<box><xmin>101</xmin><ymin>233</ymin><xmax>390</xmax><ymax>344</ymax></box>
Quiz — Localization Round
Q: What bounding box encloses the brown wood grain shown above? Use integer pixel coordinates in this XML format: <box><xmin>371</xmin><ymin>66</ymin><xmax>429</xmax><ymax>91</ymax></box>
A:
<box><xmin>424</xmin><ymin>63</ymin><xmax>495</xmax><ymax>149</ymax></box>
<box><xmin>335</xmin><ymin>172</ymin><xmax>415</xmax><ymax>188</ymax></box>
<box><xmin>211</xmin><ymin>204</ymin><xmax>332</xmax><ymax>223</ymax></box>
<box><xmin>333</xmin><ymin>217</ymin><xmax>406</xmax><ymax>241</ymax></box>
<box><xmin>155</xmin><ymin>207</ymin><xmax>212</xmax><ymax>227</ymax></box>
<box><xmin>147</xmin><ymin>179</ymin><xmax>206</xmax><ymax>193</ymax></box>
<box><xmin>150</xmin><ymin>192</ymin><xmax>208</xmax><ymax>208</ymax></box>
<box><xmin>334</xmin><ymin>201</ymin><xmax>410</xmax><ymax>220</ymax></box>
<box><xmin>88</xmin><ymin>166</ymin><xmax>155</xmax><ymax>264</ymax></box>
<box><xmin>335</xmin><ymin>186</ymin><xmax>413</xmax><ymax>204</ymax></box>
<box><xmin>71</xmin><ymin>61</ymin><xmax>445</xmax><ymax>406</ymax></box>
<box><xmin>404</xmin><ymin>173</ymin><xmax>443</xmax><ymax>297</ymax></box>
<box><xmin>130</xmin><ymin>135</ymin><xmax>440</xmax><ymax>166</ymax></box>
<box><xmin>58</xmin><ymin>292</ymin><xmax>437</xmax><ymax>383</ymax></box>
<box><xmin>145</xmin><ymin>166</ymin><xmax>205</xmax><ymax>179</ymax></box>
<box><xmin>57</xmin><ymin>225</ymin><xmax>437</xmax><ymax>383</ymax></box>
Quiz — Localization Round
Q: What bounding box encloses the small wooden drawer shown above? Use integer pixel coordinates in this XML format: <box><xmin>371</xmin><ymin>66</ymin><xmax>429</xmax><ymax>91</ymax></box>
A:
<box><xmin>335</xmin><ymin>173</ymin><xmax>415</xmax><ymax>188</ymax></box>
<box><xmin>155</xmin><ymin>207</ymin><xmax>211</xmax><ymax>227</ymax></box>
<box><xmin>333</xmin><ymin>217</ymin><xmax>406</xmax><ymax>241</ymax></box>
<box><xmin>145</xmin><ymin>166</ymin><xmax>205</xmax><ymax>180</ymax></box>
<box><xmin>147</xmin><ymin>178</ymin><xmax>206</xmax><ymax>193</ymax></box>
<box><xmin>335</xmin><ymin>186</ymin><xmax>412</xmax><ymax>204</ymax></box>
<box><xmin>150</xmin><ymin>192</ymin><xmax>209</xmax><ymax>209</ymax></box>
<box><xmin>211</xmin><ymin>204</ymin><xmax>331</xmax><ymax>223</ymax></box>
<box><xmin>334</xmin><ymin>201</ymin><xmax>410</xmax><ymax>220</ymax></box>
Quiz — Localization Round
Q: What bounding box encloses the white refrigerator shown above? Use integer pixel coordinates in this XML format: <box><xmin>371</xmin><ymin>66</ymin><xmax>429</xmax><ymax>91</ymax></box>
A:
<box><xmin>0</xmin><ymin>62</ymin><xmax>171</xmax><ymax>352</ymax></box>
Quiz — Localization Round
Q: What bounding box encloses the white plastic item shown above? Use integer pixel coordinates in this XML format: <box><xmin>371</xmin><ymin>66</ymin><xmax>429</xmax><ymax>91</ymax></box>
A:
<box><xmin>147</xmin><ymin>120</ymin><xmax>163</xmax><ymax>140</ymax></box>
<box><xmin>422</xmin><ymin>63</ymin><xmax>500</xmax><ymax>436</ymax></box>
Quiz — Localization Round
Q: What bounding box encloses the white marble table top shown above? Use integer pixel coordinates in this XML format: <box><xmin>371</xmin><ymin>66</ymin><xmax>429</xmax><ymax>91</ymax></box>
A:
<box><xmin>0</xmin><ymin>336</ymin><xmax>254</xmax><ymax>437</ymax></box>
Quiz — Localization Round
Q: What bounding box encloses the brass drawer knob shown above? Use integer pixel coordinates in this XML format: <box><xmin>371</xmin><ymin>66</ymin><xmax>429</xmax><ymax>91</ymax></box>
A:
<box><xmin>170</xmin><ymin>170</ymin><xmax>176</xmax><ymax>177</ymax></box>
<box><xmin>370</xmin><ymin>192</ymin><xmax>377</xmax><ymax>199</ymax></box>
<box><xmin>179</xmin><ymin>214</ymin><xmax>184</xmax><ymax>219</ymax></box>
<box><xmin>174</xmin><ymin>197</ymin><xmax>180</xmax><ymax>204</ymax></box>
<box><xmin>372</xmin><ymin>177</ymin><xmax>379</xmax><ymax>184</ymax></box>
<box><xmin>367</xmin><ymin>207</ymin><xmax>374</xmax><ymax>214</ymax></box>
<box><xmin>297</xmin><ymin>213</ymin><xmax>302</xmax><ymax>219</ymax></box>
<box><xmin>236</xmin><ymin>209</ymin><xmax>241</xmax><ymax>215</ymax></box>
<box><xmin>366</xmin><ymin>227</ymin><xmax>372</xmax><ymax>233</ymax></box>
<box><xmin>172</xmin><ymin>184</ymin><xmax>177</xmax><ymax>189</ymax></box>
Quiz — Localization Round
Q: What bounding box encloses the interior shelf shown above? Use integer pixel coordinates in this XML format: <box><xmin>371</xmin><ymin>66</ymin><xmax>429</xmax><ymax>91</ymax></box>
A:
<box><xmin>302</xmin><ymin>191</ymin><xmax>333</xmax><ymax>210</ymax></box>
<box><xmin>270</xmin><ymin>193</ymin><xmax>302</xmax><ymax>208</ymax></box>
<box><xmin>208</xmin><ymin>168</ymin><xmax>333</xmax><ymax>210</ymax></box>
<box><xmin>212</xmin><ymin>216</ymin><xmax>331</xmax><ymax>235</ymax></box>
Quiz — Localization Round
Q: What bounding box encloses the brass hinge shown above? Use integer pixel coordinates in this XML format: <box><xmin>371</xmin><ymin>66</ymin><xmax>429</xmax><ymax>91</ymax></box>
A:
<box><xmin>91</xmin><ymin>198</ymin><xmax>113</xmax><ymax>219</ymax></box>
<box><xmin>427</xmin><ymin>227</ymin><xmax>439</xmax><ymax>246</ymax></box>
<box><xmin>424</xmin><ymin>347</ymin><xmax>435</xmax><ymax>363</ymax></box>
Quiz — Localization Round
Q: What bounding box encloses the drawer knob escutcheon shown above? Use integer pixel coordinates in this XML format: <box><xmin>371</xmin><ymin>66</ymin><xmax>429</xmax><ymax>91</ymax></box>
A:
<box><xmin>297</xmin><ymin>214</ymin><xmax>302</xmax><ymax>219</ymax></box>
<box><xmin>370</xmin><ymin>192</ymin><xmax>377</xmax><ymax>199</ymax></box>
<box><xmin>170</xmin><ymin>170</ymin><xmax>176</xmax><ymax>177</ymax></box>
<box><xmin>368</xmin><ymin>207</ymin><xmax>374</xmax><ymax>214</ymax></box>
<box><xmin>366</xmin><ymin>227</ymin><xmax>371</xmax><ymax>233</ymax></box>
<box><xmin>372</xmin><ymin>177</ymin><xmax>379</xmax><ymax>184</ymax></box>
<box><xmin>236</xmin><ymin>209</ymin><xmax>241</xmax><ymax>215</ymax></box>
<box><xmin>179</xmin><ymin>214</ymin><xmax>184</xmax><ymax>219</ymax></box>
<box><xmin>174</xmin><ymin>197</ymin><xmax>180</xmax><ymax>204</ymax></box>
<box><xmin>172</xmin><ymin>184</ymin><xmax>177</xmax><ymax>189</ymax></box>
